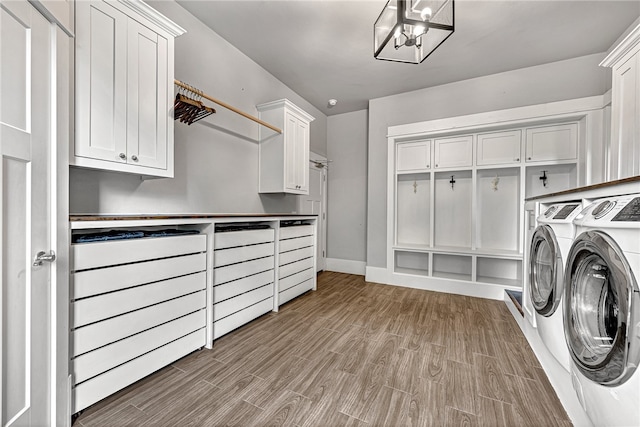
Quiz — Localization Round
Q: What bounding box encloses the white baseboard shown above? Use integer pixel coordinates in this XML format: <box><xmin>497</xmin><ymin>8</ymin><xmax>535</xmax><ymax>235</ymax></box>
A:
<box><xmin>325</xmin><ymin>258</ymin><xmax>366</xmax><ymax>275</ymax></box>
<box><xmin>365</xmin><ymin>266</ymin><xmax>390</xmax><ymax>284</ymax></box>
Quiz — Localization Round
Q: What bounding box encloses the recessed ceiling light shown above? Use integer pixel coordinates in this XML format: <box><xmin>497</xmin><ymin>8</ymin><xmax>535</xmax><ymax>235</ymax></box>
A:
<box><xmin>328</xmin><ymin>99</ymin><xmax>338</xmax><ymax>107</ymax></box>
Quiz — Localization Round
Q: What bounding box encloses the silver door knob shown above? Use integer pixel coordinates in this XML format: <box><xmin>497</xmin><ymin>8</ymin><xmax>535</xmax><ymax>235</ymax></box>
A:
<box><xmin>119</xmin><ymin>153</ymin><xmax>126</xmax><ymax>160</ymax></box>
<box><xmin>131</xmin><ymin>155</ymin><xmax>138</xmax><ymax>162</ymax></box>
<box><xmin>33</xmin><ymin>250</ymin><xmax>56</xmax><ymax>267</ymax></box>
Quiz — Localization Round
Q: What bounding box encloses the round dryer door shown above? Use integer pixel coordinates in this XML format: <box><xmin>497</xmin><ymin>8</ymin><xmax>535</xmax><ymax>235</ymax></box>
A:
<box><xmin>530</xmin><ymin>225</ymin><xmax>563</xmax><ymax>316</ymax></box>
<box><xmin>564</xmin><ymin>230</ymin><xmax>640</xmax><ymax>386</ymax></box>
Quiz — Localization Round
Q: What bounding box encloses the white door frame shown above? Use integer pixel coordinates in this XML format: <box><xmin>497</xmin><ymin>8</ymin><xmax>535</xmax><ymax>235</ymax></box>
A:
<box><xmin>298</xmin><ymin>152</ymin><xmax>327</xmax><ymax>271</ymax></box>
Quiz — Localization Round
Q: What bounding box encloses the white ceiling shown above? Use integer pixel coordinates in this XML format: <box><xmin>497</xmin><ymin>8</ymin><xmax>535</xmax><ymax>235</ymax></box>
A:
<box><xmin>176</xmin><ymin>0</ymin><xmax>640</xmax><ymax>116</ymax></box>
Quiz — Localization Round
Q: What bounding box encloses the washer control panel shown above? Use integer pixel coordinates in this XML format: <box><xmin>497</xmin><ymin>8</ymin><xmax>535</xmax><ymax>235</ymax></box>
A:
<box><xmin>612</xmin><ymin>197</ymin><xmax>640</xmax><ymax>222</ymax></box>
<box><xmin>553</xmin><ymin>203</ymin><xmax>580</xmax><ymax>220</ymax></box>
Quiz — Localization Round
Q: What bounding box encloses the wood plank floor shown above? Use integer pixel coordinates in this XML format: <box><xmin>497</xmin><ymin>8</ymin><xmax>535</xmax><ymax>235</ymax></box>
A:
<box><xmin>74</xmin><ymin>271</ymin><xmax>571</xmax><ymax>426</ymax></box>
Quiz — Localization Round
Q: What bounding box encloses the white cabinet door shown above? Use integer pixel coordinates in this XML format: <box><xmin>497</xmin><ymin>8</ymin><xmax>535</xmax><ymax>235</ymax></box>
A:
<box><xmin>295</xmin><ymin>118</ymin><xmax>310</xmax><ymax>193</ymax></box>
<box><xmin>434</xmin><ymin>135</ymin><xmax>472</xmax><ymax>168</ymax></box>
<box><xmin>477</xmin><ymin>130</ymin><xmax>522</xmax><ymax>165</ymax></box>
<box><xmin>525</xmin><ymin>123</ymin><xmax>578</xmax><ymax>162</ymax></box>
<box><xmin>127</xmin><ymin>19</ymin><xmax>168</xmax><ymax>170</ymax></box>
<box><xmin>75</xmin><ymin>0</ymin><xmax>128</xmax><ymax>164</ymax></box>
<box><xmin>284</xmin><ymin>112</ymin><xmax>299</xmax><ymax>192</ymax></box>
<box><xmin>611</xmin><ymin>49</ymin><xmax>640</xmax><ymax>179</ymax></box>
<box><xmin>397</xmin><ymin>140</ymin><xmax>431</xmax><ymax>172</ymax></box>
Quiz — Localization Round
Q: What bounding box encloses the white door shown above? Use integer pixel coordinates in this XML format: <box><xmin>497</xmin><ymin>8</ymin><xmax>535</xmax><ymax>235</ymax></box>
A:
<box><xmin>298</xmin><ymin>154</ymin><xmax>327</xmax><ymax>271</ymax></box>
<box><xmin>1</xmin><ymin>1</ymin><xmax>54</xmax><ymax>425</ymax></box>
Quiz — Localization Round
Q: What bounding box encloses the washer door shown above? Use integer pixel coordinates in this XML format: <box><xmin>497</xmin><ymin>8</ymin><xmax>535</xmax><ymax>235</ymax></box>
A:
<box><xmin>564</xmin><ymin>230</ymin><xmax>640</xmax><ymax>386</ymax></box>
<box><xmin>530</xmin><ymin>225</ymin><xmax>563</xmax><ymax>316</ymax></box>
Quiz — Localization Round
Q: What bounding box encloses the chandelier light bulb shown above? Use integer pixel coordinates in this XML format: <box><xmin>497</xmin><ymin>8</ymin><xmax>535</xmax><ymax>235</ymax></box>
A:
<box><xmin>420</xmin><ymin>7</ymin><xmax>432</xmax><ymax>21</ymax></box>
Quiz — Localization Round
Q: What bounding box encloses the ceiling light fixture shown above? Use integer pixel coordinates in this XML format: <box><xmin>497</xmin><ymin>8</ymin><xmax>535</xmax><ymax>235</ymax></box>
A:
<box><xmin>374</xmin><ymin>0</ymin><xmax>454</xmax><ymax>64</ymax></box>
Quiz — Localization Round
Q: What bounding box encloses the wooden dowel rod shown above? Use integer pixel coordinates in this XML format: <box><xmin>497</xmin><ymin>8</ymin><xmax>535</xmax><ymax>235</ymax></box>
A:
<box><xmin>174</xmin><ymin>79</ymin><xmax>282</xmax><ymax>134</ymax></box>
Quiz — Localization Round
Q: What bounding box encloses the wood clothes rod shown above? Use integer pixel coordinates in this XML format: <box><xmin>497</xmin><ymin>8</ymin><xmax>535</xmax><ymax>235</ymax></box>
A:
<box><xmin>174</xmin><ymin>79</ymin><xmax>282</xmax><ymax>134</ymax></box>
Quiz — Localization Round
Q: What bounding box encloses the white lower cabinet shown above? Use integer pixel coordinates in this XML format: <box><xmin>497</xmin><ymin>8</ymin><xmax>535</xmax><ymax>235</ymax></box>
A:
<box><xmin>278</xmin><ymin>224</ymin><xmax>316</xmax><ymax>304</ymax></box>
<box><xmin>70</xmin><ymin>234</ymin><xmax>207</xmax><ymax>413</ymax></box>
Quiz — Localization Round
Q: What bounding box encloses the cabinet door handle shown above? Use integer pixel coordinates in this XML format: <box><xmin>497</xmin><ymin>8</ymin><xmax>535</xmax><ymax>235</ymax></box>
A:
<box><xmin>426</xmin><ymin>165</ymin><xmax>430</xmax><ymax>168</ymax></box>
<box><xmin>435</xmin><ymin>164</ymin><xmax>438</xmax><ymax>168</ymax></box>
<box><xmin>528</xmin><ymin>157</ymin><xmax>532</xmax><ymax>160</ymax></box>
<box><xmin>119</xmin><ymin>152</ymin><xmax>126</xmax><ymax>160</ymax></box>
<box><xmin>515</xmin><ymin>158</ymin><xmax>520</xmax><ymax>162</ymax></box>
<box><xmin>131</xmin><ymin>155</ymin><xmax>138</xmax><ymax>162</ymax></box>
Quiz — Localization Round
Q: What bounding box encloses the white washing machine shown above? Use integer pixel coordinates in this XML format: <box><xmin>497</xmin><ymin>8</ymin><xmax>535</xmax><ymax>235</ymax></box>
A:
<box><xmin>564</xmin><ymin>193</ymin><xmax>640</xmax><ymax>427</ymax></box>
<box><xmin>529</xmin><ymin>202</ymin><xmax>582</xmax><ymax>373</ymax></box>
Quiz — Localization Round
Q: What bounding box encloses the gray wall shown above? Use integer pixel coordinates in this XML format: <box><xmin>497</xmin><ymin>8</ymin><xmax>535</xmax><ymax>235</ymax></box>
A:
<box><xmin>366</xmin><ymin>53</ymin><xmax>611</xmax><ymax>269</ymax></box>
<box><xmin>70</xmin><ymin>0</ymin><xmax>326</xmax><ymax>214</ymax></box>
<box><xmin>326</xmin><ymin>110</ymin><xmax>368</xmax><ymax>262</ymax></box>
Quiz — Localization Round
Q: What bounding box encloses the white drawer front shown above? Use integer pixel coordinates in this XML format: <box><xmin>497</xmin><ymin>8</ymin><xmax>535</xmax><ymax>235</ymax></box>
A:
<box><xmin>279</xmin><ymin>235</ymin><xmax>314</xmax><ymax>253</ymax></box>
<box><xmin>214</xmin><ymin>256</ymin><xmax>274</xmax><ymax>285</ymax></box>
<box><xmin>279</xmin><ymin>225</ymin><xmax>313</xmax><ymax>240</ymax></box>
<box><xmin>213</xmin><ymin>270</ymin><xmax>274</xmax><ymax>303</ymax></box>
<box><xmin>214</xmin><ymin>242</ymin><xmax>274</xmax><ymax>268</ymax></box>
<box><xmin>279</xmin><ymin>257</ymin><xmax>315</xmax><ymax>279</ymax></box>
<box><xmin>279</xmin><ymin>246</ymin><xmax>314</xmax><ymax>266</ymax></box>
<box><xmin>73</xmin><ymin>329</ymin><xmax>205</xmax><ymax>413</ymax></box>
<box><xmin>214</xmin><ymin>229</ymin><xmax>275</xmax><ymax>250</ymax></box>
<box><xmin>73</xmin><ymin>310</ymin><xmax>205</xmax><ymax>384</ymax></box>
<box><xmin>213</xmin><ymin>298</ymin><xmax>273</xmax><ymax>340</ymax></box>
<box><xmin>279</xmin><ymin>268</ymin><xmax>315</xmax><ymax>292</ymax></box>
<box><xmin>279</xmin><ymin>278</ymin><xmax>314</xmax><ymax>305</ymax></box>
<box><xmin>72</xmin><ymin>291</ymin><xmax>205</xmax><ymax>357</ymax></box>
<box><xmin>73</xmin><ymin>271</ymin><xmax>206</xmax><ymax>328</ymax></box>
<box><xmin>213</xmin><ymin>284</ymin><xmax>273</xmax><ymax>321</ymax></box>
<box><xmin>72</xmin><ymin>234</ymin><xmax>206</xmax><ymax>271</ymax></box>
<box><xmin>73</xmin><ymin>252</ymin><xmax>206</xmax><ymax>299</ymax></box>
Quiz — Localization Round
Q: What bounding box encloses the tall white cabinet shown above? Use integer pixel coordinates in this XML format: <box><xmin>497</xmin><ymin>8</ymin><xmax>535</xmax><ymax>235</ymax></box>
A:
<box><xmin>257</xmin><ymin>99</ymin><xmax>315</xmax><ymax>194</ymax></box>
<box><xmin>72</xmin><ymin>0</ymin><xmax>185</xmax><ymax>178</ymax></box>
<box><xmin>384</xmin><ymin>99</ymin><xmax>603</xmax><ymax>300</ymax></box>
<box><xmin>601</xmin><ymin>19</ymin><xmax>640</xmax><ymax>180</ymax></box>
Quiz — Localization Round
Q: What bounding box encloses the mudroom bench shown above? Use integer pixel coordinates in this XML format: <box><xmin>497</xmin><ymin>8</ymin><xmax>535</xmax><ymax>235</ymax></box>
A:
<box><xmin>69</xmin><ymin>214</ymin><xmax>317</xmax><ymax>414</ymax></box>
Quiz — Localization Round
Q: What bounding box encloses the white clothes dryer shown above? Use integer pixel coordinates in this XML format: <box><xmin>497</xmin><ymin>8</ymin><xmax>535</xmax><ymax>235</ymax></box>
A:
<box><xmin>530</xmin><ymin>202</ymin><xmax>583</xmax><ymax>372</ymax></box>
<box><xmin>564</xmin><ymin>194</ymin><xmax>640</xmax><ymax>427</ymax></box>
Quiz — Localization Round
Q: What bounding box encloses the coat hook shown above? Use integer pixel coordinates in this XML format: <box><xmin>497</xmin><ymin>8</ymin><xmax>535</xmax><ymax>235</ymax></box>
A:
<box><xmin>413</xmin><ymin>180</ymin><xmax>418</xmax><ymax>193</ymax></box>
<box><xmin>492</xmin><ymin>174</ymin><xmax>500</xmax><ymax>191</ymax></box>
<box><xmin>450</xmin><ymin>175</ymin><xmax>456</xmax><ymax>190</ymax></box>
<box><xmin>540</xmin><ymin>170</ymin><xmax>548</xmax><ymax>187</ymax></box>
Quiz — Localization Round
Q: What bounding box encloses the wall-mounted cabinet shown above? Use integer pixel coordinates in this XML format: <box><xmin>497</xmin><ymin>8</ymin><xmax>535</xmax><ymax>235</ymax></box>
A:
<box><xmin>397</xmin><ymin>140</ymin><xmax>431</xmax><ymax>172</ymax></box>
<box><xmin>72</xmin><ymin>0</ymin><xmax>185</xmax><ymax>178</ymax></box>
<box><xmin>525</xmin><ymin>123</ymin><xmax>578</xmax><ymax>162</ymax></box>
<box><xmin>258</xmin><ymin>99</ymin><xmax>315</xmax><ymax>194</ymax></box>
<box><xmin>477</xmin><ymin>130</ymin><xmax>522</xmax><ymax>165</ymax></box>
<box><xmin>434</xmin><ymin>135</ymin><xmax>473</xmax><ymax>169</ymax></box>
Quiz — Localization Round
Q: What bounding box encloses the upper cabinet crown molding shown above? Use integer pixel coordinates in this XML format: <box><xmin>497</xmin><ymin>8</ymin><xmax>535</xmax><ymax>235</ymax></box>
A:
<box><xmin>256</xmin><ymin>99</ymin><xmax>315</xmax><ymax>123</ymax></box>
<box><xmin>600</xmin><ymin>19</ymin><xmax>640</xmax><ymax>68</ymax></box>
<box><xmin>113</xmin><ymin>0</ymin><xmax>186</xmax><ymax>37</ymax></box>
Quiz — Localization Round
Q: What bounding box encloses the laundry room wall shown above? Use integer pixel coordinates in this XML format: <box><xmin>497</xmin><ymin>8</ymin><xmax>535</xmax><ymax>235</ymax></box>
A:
<box><xmin>69</xmin><ymin>0</ymin><xmax>327</xmax><ymax>215</ymax></box>
<box><xmin>365</xmin><ymin>53</ymin><xmax>611</xmax><ymax>270</ymax></box>
<box><xmin>326</xmin><ymin>110</ymin><xmax>368</xmax><ymax>271</ymax></box>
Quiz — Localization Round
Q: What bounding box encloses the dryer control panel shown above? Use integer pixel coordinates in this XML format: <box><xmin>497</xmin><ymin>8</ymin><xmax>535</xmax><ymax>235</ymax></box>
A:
<box><xmin>612</xmin><ymin>197</ymin><xmax>640</xmax><ymax>222</ymax></box>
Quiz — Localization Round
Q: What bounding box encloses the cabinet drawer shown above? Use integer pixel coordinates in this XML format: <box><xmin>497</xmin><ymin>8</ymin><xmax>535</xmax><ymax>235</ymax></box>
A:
<box><xmin>73</xmin><ymin>310</ymin><xmax>205</xmax><ymax>384</ymax></box>
<box><xmin>279</xmin><ymin>257</ymin><xmax>315</xmax><ymax>279</ymax></box>
<box><xmin>213</xmin><ymin>297</ymin><xmax>273</xmax><ymax>339</ymax></box>
<box><xmin>73</xmin><ymin>252</ymin><xmax>206</xmax><ymax>299</ymax></box>
<box><xmin>397</xmin><ymin>140</ymin><xmax>431</xmax><ymax>172</ymax></box>
<box><xmin>279</xmin><ymin>246</ymin><xmax>314</xmax><ymax>266</ymax></box>
<box><xmin>214</xmin><ymin>256</ymin><xmax>274</xmax><ymax>285</ymax></box>
<box><xmin>213</xmin><ymin>270</ymin><xmax>274</xmax><ymax>303</ymax></box>
<box><xmin>434</xmin><ymin>135</ymin><xmax>473</xmax><ymax>168</ymax></box>
<box><xmin>279</xmin><ymin>268</ymin><xmax>314</xmax><ymax>292</ymax></box>
<box><xmin>279</xmin><ymin>225</ymin><xmax>314</xmax><ymax>240</ymax></box>
<box><xmin>476</xmin><ymin>130</ymin><xmax>522</xmax><ymax>165</ymax></box>
<box><xmin>280</xmin><ymin>278</ymin><xmax>314</xmax><ymax>305</ymax></box>
<box><xmin>279</xmin><ymin>235</ymin><xmax>314</xmax><ymax>253</ymax></box>
<box><xmin>73</xmin><ymin>271</ymin><xmax>205</xmax><ymax>328</ymax></box>
<box><xmin>215</xmin><ymin>229</ymin><xmax>275</xmax><ymax>250</ymax></box>
<box><xmin>72</xmin><ymin>234</ymin><xmax>206</xmax><ymax>271</ymax></box>
<box><xmin>213</xmin><ymin>284</ymin><xmax>273</xmax><ymax>321</ymax></box>
<box><xmin>73</xmin><ymin>329</ymin><xmax>205</xmax><ymax>413</ymax></box>
<box><xmin>525</xmin><ymin>123</ymin><xmax>578</xmax><ymax>162</ymax></box>
<box><xmin>72</xmin><ymin>291</ymin><xmax>205</xmax><ymax>357</ymax></box>
<box><xmin>214</xmin><ymin>242</ymin><xmax>274</xmax><ymax>268</ymax></box>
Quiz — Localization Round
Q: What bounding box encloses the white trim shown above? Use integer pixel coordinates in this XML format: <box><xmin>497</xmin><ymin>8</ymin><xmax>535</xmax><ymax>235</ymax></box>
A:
<box><xmin>388</xmin><ymin>95</ymin><xmax>604</xmax><ymax>138</ymax></box>
<box><xmin>365</xmin><ymin>266</ymin><xmax>391</xmax><ymax>284</ymax></box>
<box><xmin>325</xmin><ymin>258</ymin><xmax>366</xmax><ymax>275</ymax></box>
<box><xmin>114</xmin><ymin>0</ymin><xmax>186</xmax><ymax>37</ymax></box>
<box><xmin>600</xmin><ymin>19</ymin><xmax>640</xmax><ymax>68</ymax></box>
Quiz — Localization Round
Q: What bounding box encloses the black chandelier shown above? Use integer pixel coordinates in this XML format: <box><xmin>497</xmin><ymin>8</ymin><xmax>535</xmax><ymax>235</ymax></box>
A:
<box><xmin>374</xmin><ymin>0</ymin><xmax>454</xmax><ymax>64</ymax></box>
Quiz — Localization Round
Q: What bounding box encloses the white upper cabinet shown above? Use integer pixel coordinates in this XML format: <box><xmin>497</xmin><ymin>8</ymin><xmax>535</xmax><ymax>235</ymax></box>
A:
<box><xmin>601</xmin><ymin>20</ymin><xmax>640</xmax><ymax>180</ymax></box>
<box><xmin>525</xmin><ymin>123</ymin><xmax>578</xmax><ymax>162</ymax></box>
<box><xmin>258</xmin><ymin>99</ymin><xmax>315</xmax><ymax>195</ymax></box>
<box><xmin>434</xmin><ymin>135</ymin><xmax>473</xmax><ymax>169</ymax></box>
<box><xmin>397</xmin><ymin>140</ymin><xmax>431</xmax><ymax>172</ymax></box>
<box><xmin>476</xmin><ymin>130</ymin><xmax>522</xmax><ymax>165</ymax></box>
<box><xmin>73</xmin><ymin>1</ymin><xmax>184</xmax><ymax>178</ymax></box>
